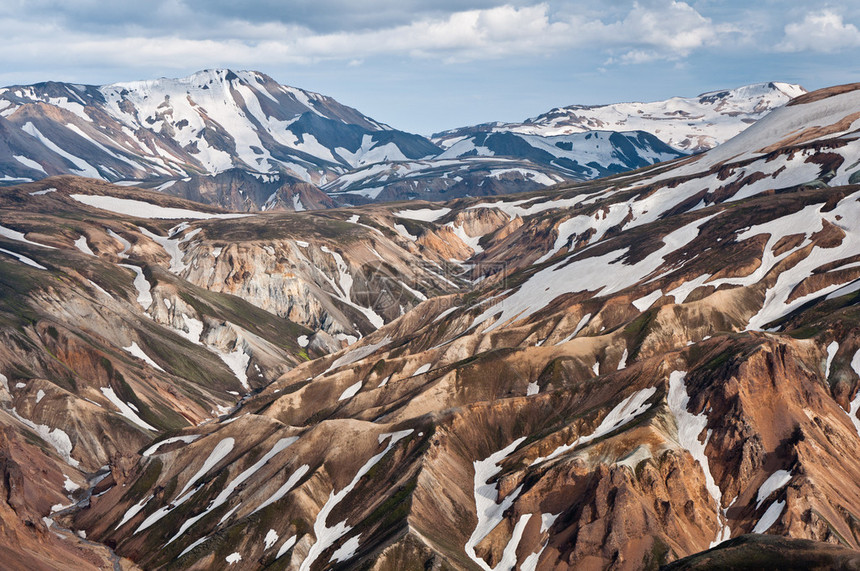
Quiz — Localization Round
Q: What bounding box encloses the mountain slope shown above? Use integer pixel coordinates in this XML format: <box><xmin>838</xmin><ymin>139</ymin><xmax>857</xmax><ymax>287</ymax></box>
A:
<box><xmin>323</xmin><ymin>82</ymin><xmax>804</xmax><ymax>204</ymax></box>
<box><xmin>1</xmin><ymin>82</ymin><xmax>859</xmax><ymax>570</ymax></box>
<box><xmin>0</xmin><ymin>70</ymin><xmax>440</xmax><ymax>199</ymax></box>
<box><xmin>435</xmin><ymin>82</ymin><xmax>807</xmax><ymax>153</ymax></box>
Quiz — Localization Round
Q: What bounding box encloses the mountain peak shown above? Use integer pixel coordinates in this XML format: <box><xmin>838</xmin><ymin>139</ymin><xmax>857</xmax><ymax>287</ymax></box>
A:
<box><xmin>106</xmin><ymin>68</ymin><xmax>278</xmax><ymax>93</ymax></box>
<box><xmin>433</xmin><ymin>81</ymin><xmax>803</xmax><ymax>154</ymax></box>
<box><xmin>697</xmin><ymin>81</ymin><xmax>806</xmax><ymax>101</ymax></box>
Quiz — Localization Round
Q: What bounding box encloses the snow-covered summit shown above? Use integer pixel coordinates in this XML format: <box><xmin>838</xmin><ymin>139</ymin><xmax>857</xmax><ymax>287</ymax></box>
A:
<box><xmin>435</xmin><ymin>82</ymin><xmax>807</xmax><ymax>153</ymax></box>
<box><xmin>0</xmin><ymin>69</ymin><xmax>438</xmax><ymax>188</ymax></box>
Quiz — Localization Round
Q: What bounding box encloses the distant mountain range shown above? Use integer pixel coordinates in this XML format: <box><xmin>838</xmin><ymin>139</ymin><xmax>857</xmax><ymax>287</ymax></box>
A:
<box><xmin>0</xmin><ymin>70</ymin><xmax>805</xmax><ymax>210</ymax></box>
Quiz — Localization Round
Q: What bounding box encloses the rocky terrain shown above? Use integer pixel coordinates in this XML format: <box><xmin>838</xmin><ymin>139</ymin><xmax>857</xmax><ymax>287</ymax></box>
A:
<box><xmin>0</xmin><ymin>81</ymin><xmax>860</xmax><ymax>570</ymax></box>
<box><xmin>0</xmin><ymin>72</ymin><xmax>800</xmax><ymax>209</ymax></box>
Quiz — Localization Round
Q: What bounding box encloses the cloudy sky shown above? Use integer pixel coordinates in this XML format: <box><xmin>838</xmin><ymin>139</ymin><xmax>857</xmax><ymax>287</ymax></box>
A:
<box><xmin>2</xmin><ymin>1</ymin><xmax>859</xmax><ymax>134</ymax></box>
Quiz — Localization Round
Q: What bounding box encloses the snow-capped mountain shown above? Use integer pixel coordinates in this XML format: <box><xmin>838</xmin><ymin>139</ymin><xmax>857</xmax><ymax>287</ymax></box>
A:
<box><xmin>324</xmin><ymin>130</ymin><xmax>684</xmax><ymax>204</ymax></box>
<box><xmin>325</xmin><ymin>82</ymin><xmax>805</xmax><ymax>203</ymax></box>
<box><xmin>0</xmin><ymin>72</ymin><xmax>804</xmax><ymax>211</ymax></box>
<box><xmin>435</xmin><ymin>81</ymin><xmax>807</xmax><ymax>153</ymax></box>
<box><xmin>0</xmin><ymin>69</ymin><xmax>440</xmax><ymax>189</ymax></box>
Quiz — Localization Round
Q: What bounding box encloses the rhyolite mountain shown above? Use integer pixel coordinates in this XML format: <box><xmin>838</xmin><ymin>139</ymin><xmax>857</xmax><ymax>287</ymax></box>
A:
<box><xmin>0</xmin><ymin>71</ymin><xmax>802</xmax><ymax>210</ymax></box>
<box><xmin>1</xmin><ymin>81</ymin><xmax>859</xmax><ymax>570</ymax></box>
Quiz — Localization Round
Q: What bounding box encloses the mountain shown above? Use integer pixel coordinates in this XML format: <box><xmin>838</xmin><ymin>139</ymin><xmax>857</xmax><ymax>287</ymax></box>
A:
<box><xmin>0</xmin><ymin>69</ymin><xmax>440</xmax><ymax>204</ymax></box>
<box><xmin>318</xmin><ymin>82</ymin><xmax>807</xmax><ymax>204</ymax></box>
<box><xmin>323</xmin><ymin>130</ymin><xmax>685</xmax><ymax>205</ymax></box>
<box><xmin>0</xmin><ymin>81</ymin><xmax>858</xmax><ymax>570</ymax></box>
<box><xmin>0</xmin><ymin>72</ymin><xmax>802</xmax><ymax>211</ymax></box>
<box><xmin>434</xmin><ymin>81</ymin><xmax>807</xmax><ymax>153</ymax></box>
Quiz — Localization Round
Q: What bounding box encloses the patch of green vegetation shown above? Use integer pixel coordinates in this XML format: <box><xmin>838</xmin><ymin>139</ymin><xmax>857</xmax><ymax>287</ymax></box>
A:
<box><xmin>370</xmin><ymin>359</ymin><xmax>387</xmax><ymax>376</ymax></box>
<box><xmin>394</xmin><ymin>217</ymin><xmax>431</xmax><ymax>238</ymax></box>
<box><xmin>698</xmin><ymin>343</ymin><xmax>749</xmax><ymax>375</ymax></box>
<box><xmin>624</xmin><ymin>307</ymin><xmax>657</xmax><ymax>360</ymax></box>
<box><xmin>21</xmin><ymin>427</ymin><xmax>53</xmax><ymax>455</ymax></box>
<box><xmin>788</xmin><ymin>325</ymin><xmax>823</xmax><ymax>339</ymax></box>
<box><xmin>6</xmin><ymin>363</ymin><xmax>34</xmax><ymax>383</ymax></box>
<box><xmin>362</xmin><ymin>480</ymin><xmax>417</xmax><ymax>530</ymax></box>
<box><xmin>114</xmin><ymin>371</ymin><xmax>186</xmax><ymax>432</ymax></box>
<box><xmin>298</xmin><ymin>348</ymin><xmax>310</xmax><ymax>361</ymax></box>
<box><xmin>136</xmin><ymin>328</ymin><xmax>236</xmax><ymax>394</ymax></box>
<box><xmin>173</xmin><ymin>276</ymin><xmax>310</xmax><ymax>354</ymax></box>
<box><xmin>704</xmin><ymin>352</ymin><xmax>733</xmax><ymax>371</ymax></box>
<box><xmin>100</xmin><ymin>356</ymin><xmax>114</xmax><ymax>376</ymax></box>
<box><xmin>538</xmin><ymin>357</ymin><xmax>569</xmax><ymax>387</ymax></box>
<box><xmin>121</xmin><ymin>458</ymin><xmax>162</xmax><ymax>504</ymax></box>
<box><xmin>624</xmin><ymin>307</ymin><xmax>655</xmax><ymax>337</ymax></box>
<box><xmin>161</xmin><ymin>475</ymin><xmax>178</xmax><ymax>503</ymax></box>
<box><xmin>643</xmin><ymin>537</ymin><xmax>672</xmax><ymax>571</ymax></box>
<box><xmin>304</xmin><ymin>405</ymin><xmax>336</xmax><ymax>425</ymax></box>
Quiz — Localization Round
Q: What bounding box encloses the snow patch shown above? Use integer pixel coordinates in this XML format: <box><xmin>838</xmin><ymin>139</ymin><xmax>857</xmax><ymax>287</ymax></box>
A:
<box><xmin>100</xmin><ymin>387</ymin><xmax>156</xmax><ymax>431</ymax></box>
<box><xmin>465</xmin><ymin>437</ymin><xmax>527</xmax><ymax>571</ymax></box>
<box><xmin>123</xmin><ymin>342</ymin><xmax>164</xmax><ymax>372</ymax></box>
<box><xmin>276</xmin><ymin>535</ymin><xmax>298</xmax><ymax>559</ymax></box>
<box><xmin>412</xmin><ymin>363</ymin><xmax>431</xmax><ymax>377</ymax></box>
<box><xmin>394</xmin><ymin>223</ymin><xmax>418</xmax><ymax>241</ymax></box>
<box><xmin>330</xmin><ymin>535</ymin><xmax>361</xmax><ymax>564</ymax></box>
<box><xmin>63</xmin><ymin>474</ymin><xmax>79</xmax><ymax>492</ymax></box>
<box><xmin>338</xmin><ymin>381</ymin><xmax>362</xmax><ymax>401</ymax></box>
<box><xmin>617</xmin><ymin>348</ymin><xmax>629</xmax><ymax>370</ymax></box>
<box><xmin>0</xmin><ymin>247</ymin><xmax>47</xmax><ymax>270</ymax></box>
<box><xmin>264</xmin><ymin>529</ymin><xmax>279</xmax><ymax>550</ymax></box>
<box><xmin>848</xmin><ymin>349</ymin><xmax>860</xmax><ymax>436</ymax></box>
<box><xmin>116</xmin><ymin>495</ymin><xmax>153</xmax><ymax>530</ymax></box>
<box><xmin>752</xmin><ymin>500</ymin><xmax>785</xmax><ymax>534</ymax></box>
<box><xmin>250</xmin><ymin>463</ymin><xmax>309</xmax><ymax>517</ymax></box>
<box><xmin>532</xmin><ymin>387</ymin><xmax>657</xmax><ymax>465</ymax></box>
<box><xmin>74</xmin><ymin>236</ymin><xmax>95</xmax><ymax>256</ymax></box>
<box><xmin>632</xmin><ymin>289</ymin><xmax>662</xmax><ymax>311</ymax></box>
<box><xmin>825</xmin><ymin>341</ymin><xmax>839</xmax><ymax>379</ymax></box>
<box><xmin>10</xmin><ymin>408</ymin><xmax>78</xmax><ymax>467</ymax></box>
<box><xmin>668</xmin><ymin>371</ymin><xmax>728</xmax><ymax>546</ymax></box>
<box><xmin>394</xmin><ymin>207</ymin><xmax>451</xmax><ymax>222</ymax></box>
<box><xmin>70</xmin><ymin>194</ymin><xmax>247</xmax><ymax>220</ymax></box>
<box><xmin>177</xmin><ymin>438</ymin><xmax>235</xmax><ymax>498</ymax></box>
<box><xmin>17</xmin><ymin>157</ymin><xmax>48</xmax><ymax>175</ymax></box>
<box><xmin>299</xmin><ymin>430</ymin><xmax>413</xmax><ymax>571</ymax></box>
<box><xmin>756</xmin><ymin>470</ymin><xmax>792</xmax><ymax>509</ymax></box>
<box><xmin>218</xmin><ymin>343</ymin><xmax>251</xmax><ymax>390</ymax></box>
<box><xmin>22</xmin><ymin>123</ymin><xmax>102</xmax><ymax>178</ymax></box>
<box><xmin>0</xmin><ymin>224</ymin><xmax>56</xmax><ymax>249</ymax></box>
<box><xmin>142</xmin><ymin>435</ymin><xmax>200</xmax><ymax>457</ymax></box>
<box><xmin>119</xmin><ymin>264</ymin><xmax>152</xmax><ymax>310</ymax></box>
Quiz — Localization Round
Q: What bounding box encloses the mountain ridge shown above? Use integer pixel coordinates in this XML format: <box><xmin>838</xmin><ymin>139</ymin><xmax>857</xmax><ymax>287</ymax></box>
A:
<box><xmin>0</xmin><ymin>71</ymin><xmax>803</xmax><ymax>212</ymax></box>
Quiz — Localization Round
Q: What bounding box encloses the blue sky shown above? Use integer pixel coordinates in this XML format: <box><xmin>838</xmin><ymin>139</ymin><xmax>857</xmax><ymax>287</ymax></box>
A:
<box><xmin>2</xmin><ymin>1</ymin><xmax>859</xmax><ymax>135</ymax></box>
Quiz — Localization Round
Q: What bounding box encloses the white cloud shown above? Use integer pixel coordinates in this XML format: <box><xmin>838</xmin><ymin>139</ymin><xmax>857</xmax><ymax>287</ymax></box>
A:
<box><xmin>623</xmin><ymin>1</ymin><xmax>716</xmax><ymax>53</ymax></box>
<box><xmin>777</xmin><ymin>10</ymin><xmax>860</xmax><ymax>53</ymax></box>
<box><xmin>0</xmin><ymin>2</ymin><xmax>727</xmax><ymax>74</ymax></box>
<box><xmin>608</xmin><ymin>0</ymin><xmax>724</xmax><ymax>64</ymax></box>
